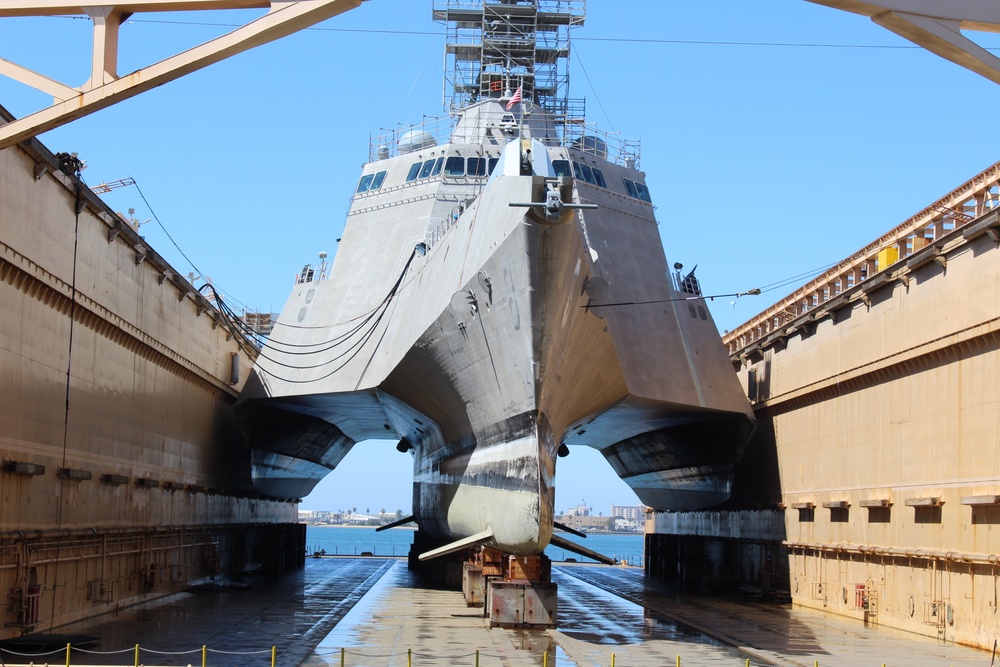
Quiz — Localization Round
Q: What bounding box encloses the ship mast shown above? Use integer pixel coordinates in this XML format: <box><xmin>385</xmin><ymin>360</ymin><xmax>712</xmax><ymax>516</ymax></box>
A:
<box><xmin>432</xmin><ymin>0</ymin><xmax>586</xmax><ymax>123</ymax></box>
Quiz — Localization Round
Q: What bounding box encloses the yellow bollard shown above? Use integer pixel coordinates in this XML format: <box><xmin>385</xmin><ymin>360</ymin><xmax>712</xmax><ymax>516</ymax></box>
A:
<box><xmin>611</xmin><ymin>652</ymin><xmax>616</xmax><ymax>667</ymax></box>
<box><xmin>543</xmin><ymin>649</ymin><xmax>548</xmax><ymax>667</ymax></box>
<box><xmin>271</xmin><ymin>645</ymin><xmax>277</xmax><ymax>667</ymax></box>
<box><xmin>134</xmin><ymin>644</ymin><xmax>140</xmax><ymax>667</ymax></box>
<box><xmin>65</xmin><ymin>641</ymin><xmax>71</xmax><ymax>667</ymax></box>
<box><xmin>340</xmin><ymin>646</ymin><xmax>345</xmax><ymax>667</ymax></box>
<box><xmin>408</xmin><ymin>647</ymin><xmax>412</xmax><ymax>667</ymax></box>
<box><xmin>746</xmin><ymin>661</ymin><xmax>750</xmax><ymax>667</ymax></box>
<box><xmin>676</xmin><ymin>655</ymin><xmax>681</xmax><ymax>667</ymax></box>
<box><xmin>202</xmin><ymin>644</ymin><xmax>207</xmax><ymax>667</ymax></box>
<box><xmin>476</xmin><ymin>649</ymin><xmax>480</xmax><ymax>667</ymax></box>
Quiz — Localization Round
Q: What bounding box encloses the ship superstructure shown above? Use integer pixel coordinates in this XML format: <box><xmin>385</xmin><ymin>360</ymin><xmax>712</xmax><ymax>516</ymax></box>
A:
<box><xmin>238</xmin><ymin>0</ymin><xmax>754</xmax><ymax>561</ymax></box>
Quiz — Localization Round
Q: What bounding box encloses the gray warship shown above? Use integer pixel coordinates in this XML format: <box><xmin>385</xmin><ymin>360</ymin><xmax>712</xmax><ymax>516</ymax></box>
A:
<box><xmin>237</xmin><ymin>0</ymin><xmax>755</xmax><ymax>560</ymax></box>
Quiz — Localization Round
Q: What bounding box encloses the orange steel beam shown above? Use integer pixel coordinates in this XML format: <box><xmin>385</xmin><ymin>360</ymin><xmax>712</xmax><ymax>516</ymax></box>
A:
<box><xmin>0</xmin><ymin>0</ymin><xmax>365</xmax><ymax>149</ymax></box>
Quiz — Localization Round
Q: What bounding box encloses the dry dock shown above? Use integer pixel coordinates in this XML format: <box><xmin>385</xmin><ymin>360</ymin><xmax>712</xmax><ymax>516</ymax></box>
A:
<box><xmin>5</xmin><ymin>558</ymin><xmax>991</xmax><ymax>667</ymax></box>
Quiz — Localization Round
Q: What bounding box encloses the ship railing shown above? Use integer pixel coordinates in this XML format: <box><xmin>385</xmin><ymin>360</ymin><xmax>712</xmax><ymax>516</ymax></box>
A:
<box><xmin>369</xmin><ymin>109</ymin><xmax>639</xmax><ymax>169</ymax></box>
<box><xmin>424</xmin><ymin>212</ymin><xmax>462</xmax><ymax>252</ymax></box>
<box><xmin>557</xmin><ymin>118</ymin><xmax>641</xmax><ymax>169</ymax></box>
<box><xmin>670</xmin><ymin>270</ymin><xmax>702</xmax><ymax>297</ymax></box>
<box><xmin>368</xmin><ymin>115</ymin><xmax>458</xmax><ymax>163</ymax></box>
<box><xmin>432</xmin><ymin>0</ymin><xmax>587</xmax><ymax>20</ymax></box>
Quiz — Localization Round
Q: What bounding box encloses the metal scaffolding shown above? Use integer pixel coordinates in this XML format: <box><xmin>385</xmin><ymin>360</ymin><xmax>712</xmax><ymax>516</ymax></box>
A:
<box><xmin>432</xmin><ymin>0</ymin><xmax>585</xmax><ymax>119</ymax></box>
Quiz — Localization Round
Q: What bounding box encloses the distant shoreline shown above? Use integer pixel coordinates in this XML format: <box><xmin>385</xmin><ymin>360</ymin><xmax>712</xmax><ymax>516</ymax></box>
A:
<box><xmin>301</xmin><ymin>523</ymin><xmax>642</xmax><ymax>536</ymax></box>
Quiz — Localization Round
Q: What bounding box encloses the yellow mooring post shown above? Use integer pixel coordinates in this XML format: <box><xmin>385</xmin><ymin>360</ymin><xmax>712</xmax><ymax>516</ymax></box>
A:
<box><xmin>134</xmin><ymin>644</ymin><xmax>140</xmax><ymax>667</ymax></box>
<box><xmin>747</xmin><ymin>660</ymin><xmax>750</xmax><ymax>667</ymax></box>
<box><xmin>340</xmin><ymin>646</ymin><xmax>346</xmax><ymax>667</ymax></box>
<box><xmin>408</xmin><ymin>647</ymin><xmax>412</xmax><ymax>667</ymax></box>
<box><xmin>65</xmin><ymin>642</ymin><xmax>71</xmax><ymax>667</ymax></box>
<box><xmin>611</xmin><ymin>652</ymin><xmax>616</xmax><ymax>667</ymax></box>
<box><xmin>202</xmin><ymin>644</ymin><xmax>207</xmax><ymax>667</ymax></box>
<box><xmin>543</xmin><ymin>649</ymin><xmax>548</xmax><ymax>667</ymax></box>
<box><xmin>271</xmin><ymin>645</ymin><xmax>277</xmax><ymax>667</ymax></box>
<box><xmin>476</xmin><ymin>649</ymin><xmax>480</xmax><ymax>667</ymax></box>
<box><xmin>676</xmin><ymin>655</ymin><xmax>681</xmax><ymax>667</ymax></box>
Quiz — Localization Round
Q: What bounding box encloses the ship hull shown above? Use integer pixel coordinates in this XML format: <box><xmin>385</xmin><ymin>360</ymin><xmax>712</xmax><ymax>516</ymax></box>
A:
<box><xmin>239</xmin><ymin>142</ymin><xmax>755</xmax><ymax>553</ymax></box>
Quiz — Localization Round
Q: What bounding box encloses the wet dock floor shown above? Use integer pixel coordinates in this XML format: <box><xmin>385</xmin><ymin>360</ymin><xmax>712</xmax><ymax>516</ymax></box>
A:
<box><xmin>6</xmin><ymin>559</ymin><xmax>991</xmax><ymax>666</ymax></box>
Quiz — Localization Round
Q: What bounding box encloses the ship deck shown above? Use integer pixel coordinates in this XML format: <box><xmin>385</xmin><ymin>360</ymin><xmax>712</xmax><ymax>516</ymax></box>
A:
<box><xmin>6</xmin><ymin>559</ymin><xmax>989</xmax><ymax>667</ymax></box>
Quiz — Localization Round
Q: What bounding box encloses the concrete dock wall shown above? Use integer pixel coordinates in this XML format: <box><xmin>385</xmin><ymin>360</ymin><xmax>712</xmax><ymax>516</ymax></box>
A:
<box><xmin>0</xmin><ymin>109</ymin><xmax>301</xmax><ymax>635</ymax></box>
<box><xmin>647</xmin><ymin>179</ymin><xmax>1000</xmax><ymax>650</ymax></box>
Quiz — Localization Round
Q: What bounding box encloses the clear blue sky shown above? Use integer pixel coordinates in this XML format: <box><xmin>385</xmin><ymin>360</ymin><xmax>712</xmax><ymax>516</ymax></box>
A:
<box><xmin>3</xmin><ymin>1</ymin><xmax>1000</xmax><ymax>515</ymax></box>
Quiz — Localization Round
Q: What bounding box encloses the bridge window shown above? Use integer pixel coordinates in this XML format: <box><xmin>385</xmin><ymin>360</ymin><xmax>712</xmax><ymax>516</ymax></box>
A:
<box><xmin>419</xmin><ymin>159</ymin><xmax>437</xmax><ymax>179</ymax></box>
<box><xmin>552</xmin><ymin>160</ymin><xmax>571</xmax><ymax>177</ymax></box>
<box><xmin>371</xmin><ymin>170</ymin><xmax>387</xmax><ymax>190</ymax></box>
<box><xmin>634</xmin><ymin>182</ymin><xmax>652</xmax><ymax>202</ymax></box>
<box><xmin>356</xmin><ymin>173</ymin><xmax>375</xmax><ymax>193</ymax></box>
<box><xmin>467</xmin><ymin>157</ymin><xmax>487</xmax><ymax>177</ymax></box>
<box><xmin>488</xmin><ymin>157</ymin><xmax>499</xmax><ymax>175</ymax></box>
<box><xmin>592</xmin><ymin>167</ymin><xmax>607</xmax><ymax>188</ymax></box>
<box><xmin>406</xmin><ymin>162</ymin><xmax>422</xmax><ymax>182</ymax></box>
<box><xmin>431</xmin><ymin>157</ymin><xmax>444</xmax><ymax>177</ymax></box>
<box><xmin>623</xmin><ymin>178</ymin><xmax>638</xmax><ymax>198</ymax></box>
<box><xmin>579</xmin><ymin>164</ymin><xmax>596</xmax><ymax>185</ymax></box>
<box><xmin>623</xmin><ymin>178</ymin><xmax>652</xmax><ymax>202</ymax></box>
<box><xmin>445</xmin><ymin>156</ymin><xmax>465</xmax><ymax>176</ymax></box>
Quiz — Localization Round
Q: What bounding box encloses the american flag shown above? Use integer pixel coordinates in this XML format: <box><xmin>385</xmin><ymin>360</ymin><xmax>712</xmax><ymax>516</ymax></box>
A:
<box><xmin>506</xmin><ymin>86</ymin><xmax>523</xmax><ymax>110</ymax></box>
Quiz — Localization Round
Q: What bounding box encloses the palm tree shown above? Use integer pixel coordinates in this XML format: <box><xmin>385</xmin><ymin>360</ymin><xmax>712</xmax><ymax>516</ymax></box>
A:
<box><xmin>380</xmin><ymin>508</ymin><xmax>386</xmax><ymax>523</ymax></box>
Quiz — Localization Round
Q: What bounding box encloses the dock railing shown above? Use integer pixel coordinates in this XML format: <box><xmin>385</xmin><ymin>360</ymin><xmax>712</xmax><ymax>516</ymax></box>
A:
<box><xmin>0</xmin><ymin>642</ymin><xmax>277</xmax><ymax>667</ymax></box>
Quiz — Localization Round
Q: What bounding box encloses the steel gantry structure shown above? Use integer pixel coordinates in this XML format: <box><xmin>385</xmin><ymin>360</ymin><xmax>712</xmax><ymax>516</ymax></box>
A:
<box><xmin>0</xmin><ymin>0</ymin><xmax>366</xmax><ymax>149</ymax></box>
<box><xmin>806</xmin><ymin>1</ymin><xmax>1000</xmax><ymax>85</ymax></box>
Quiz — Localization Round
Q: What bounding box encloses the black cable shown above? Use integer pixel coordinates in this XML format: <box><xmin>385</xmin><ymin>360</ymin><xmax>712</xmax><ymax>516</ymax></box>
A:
<box><xmin>131</xmin><ymin>181</ymin><xmax>254</xmax><ymax>314</ymax></box>
<box><xmin>251</xmin><ymin>249</ymin><xmax>420</xmax><ymax>384</ymax></box>
<box><xmin>50</xmin><ymin>14</ymin><xmax>969</xmax><ymax>50</ymax></box>
<box><xmin>757</xmin><ymin>260</ymin><xmax>843</xmax><ymax>293</ymax></box>
<box><xmin>584</xmin><ymin>288</ymin><xmax>761</xmax><ymax>309</ymax></box>
<box><xmin>51</xmin><ymin>152</ymin><xmax>87</xmax><ymax>634</ymax></box>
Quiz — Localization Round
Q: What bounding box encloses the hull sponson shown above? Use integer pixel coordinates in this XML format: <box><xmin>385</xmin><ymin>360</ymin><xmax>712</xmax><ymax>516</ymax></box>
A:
<box><xmin>599</xmin><ymin>411</ymin><xmax>754</xmax><ymax>508</ymax></box>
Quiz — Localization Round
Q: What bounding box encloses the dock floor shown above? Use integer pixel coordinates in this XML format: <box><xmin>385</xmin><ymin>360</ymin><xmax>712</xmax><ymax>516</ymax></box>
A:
<box><xmin>304</xmin><ymin>561</ymin><xmax>990</xmax><ymax>667</ymax></box>
<box><xmin>5</xmin><ymin>559</ymin><xmax>992</xmax><ymax>667</ymax></box>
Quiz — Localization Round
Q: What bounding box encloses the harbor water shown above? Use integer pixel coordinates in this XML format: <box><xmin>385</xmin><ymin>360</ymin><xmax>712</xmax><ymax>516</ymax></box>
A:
<box><xmin>305</xmin><ymin>526</ymin><xmax>645</xmax><ymax>565</ymax></box>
